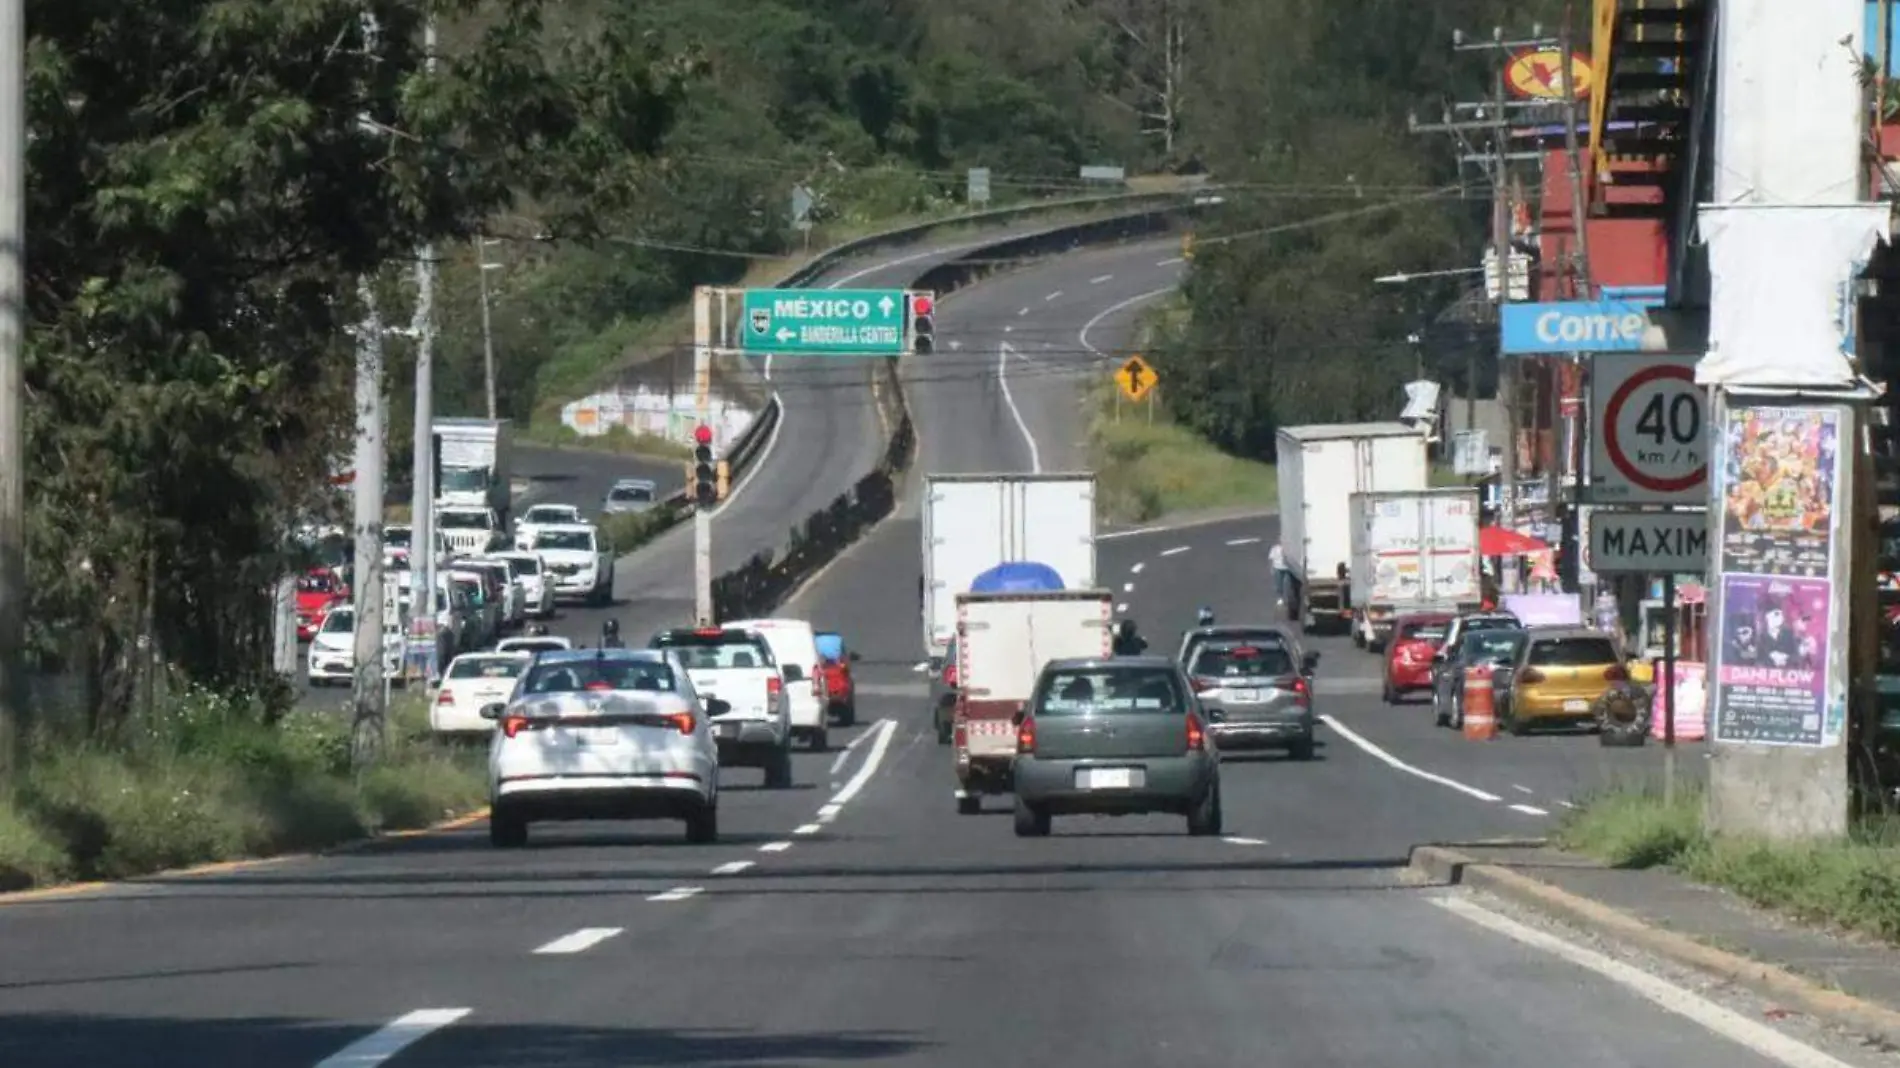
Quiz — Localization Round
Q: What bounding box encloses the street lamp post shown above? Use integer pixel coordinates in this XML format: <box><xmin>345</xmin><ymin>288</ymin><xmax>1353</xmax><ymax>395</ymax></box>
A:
<box><xmin>1374</xmin><ymin>266</ymin><xmax>1487</xmax><ymax>430</ymax></box>
<box><xmin>477</xmin><ymin>239</ymin><xmax>502</xmax><ymax>421</ymax></box>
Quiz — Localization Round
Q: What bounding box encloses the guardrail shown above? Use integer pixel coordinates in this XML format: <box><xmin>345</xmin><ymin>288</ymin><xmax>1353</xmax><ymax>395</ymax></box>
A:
<box><xmin>709</xmin><ymin>201</ymin><xmax>1203</xmax><ymax>621</ymax></box>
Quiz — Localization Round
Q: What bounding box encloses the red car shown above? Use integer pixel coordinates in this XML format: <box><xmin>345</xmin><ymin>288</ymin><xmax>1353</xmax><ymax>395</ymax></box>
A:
<box><xmin>295</xmin><ymin>569</ymin><xmax>348</xmax><ymax>641</ymax></box>
<box><xmin>1383</xmin><ymin>612</ymin><xmax>1454</xmax><ymax>704</ymax></box>
<box><xmin>814</xmin><ymin>630</ymin><xmax>859</xmax><ymax>727</ymax></box>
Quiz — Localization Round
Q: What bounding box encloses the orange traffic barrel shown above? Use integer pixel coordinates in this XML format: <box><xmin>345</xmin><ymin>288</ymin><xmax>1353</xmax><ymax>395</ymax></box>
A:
<box><xmin>1463</xmin><ymin>664</ymin><xmax>1497</xmax><ymax>741</ymax></box>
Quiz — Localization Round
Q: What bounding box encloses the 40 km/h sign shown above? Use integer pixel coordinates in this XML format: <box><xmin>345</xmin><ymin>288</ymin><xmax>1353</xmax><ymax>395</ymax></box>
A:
<box><xmin>1590</xmin><ymin>353</ymin><xmax>1707</xmax><ymax>505</ymax></box>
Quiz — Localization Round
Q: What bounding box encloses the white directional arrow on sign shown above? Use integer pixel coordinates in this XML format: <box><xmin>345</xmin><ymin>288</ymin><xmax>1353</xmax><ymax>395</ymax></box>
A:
<box><xmin>878</xmin><ymin>295</ymin><xmax>895</xmax><ymax>316</ymax></box>
<box><xmin>776</xmin><ymin>327</ymin><xmax>796</xmax><ymax>342</ymax></box>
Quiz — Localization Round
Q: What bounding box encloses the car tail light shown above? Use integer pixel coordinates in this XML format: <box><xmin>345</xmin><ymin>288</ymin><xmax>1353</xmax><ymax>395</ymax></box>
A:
<box><xmin>1190</xmin><ymin>677</ymin><xmax>1217</xmax><ymax>693</ymax></box>
<box><xmin>436</xmin><ymin>689</ymin><xmax>453</xmax><ymax>705</ymax></box>
<box><xmin>502</xmin><ymin>715</ymin><xmax>529</xmax><ymax>738</ymax></box>
<box><xmin>694</xmin><ymin>627</ymin><xmax>722</xmax><ymax>637</ymax></box>
<box><xmin>1604</xmin><ymin>664</ymin><xmax>1628</xmax><ymax>682</ymax></box>
<box><xmin>766</xmin><ymin>676</ymin><xmax>782</xmax><ymax>699</ymax></box>
<box><xmin>668</xmin><ymin>712</ymin><xmax>695</xmax><ymax>735</ymax></box>
<box><xmin>953</xmin><ymin>716</ymin><xmax>967</xmax><ymax>748</ymax></box>
<box><xmin>1186</xmin><ymin>714</ymin><xmax>1205</xmax><ymax>751</ymax></box>
<box><xmin>1016</xmin><ymin>714</ymin><xmax>1036</xmax><ymax>754</ymax></box>
<box><xmin>943</xmin><ymin>664</ymin><xmax>957</xmax><ymax>688</ymax></box>
<box><xmin>1517</xmin><ymin>668</ymin><xmax>1546</xmax><ymax>684</ymax></box>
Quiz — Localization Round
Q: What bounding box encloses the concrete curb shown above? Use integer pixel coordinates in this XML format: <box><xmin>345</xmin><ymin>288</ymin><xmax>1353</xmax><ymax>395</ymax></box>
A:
<box><xmin>0</xmin><ymin>807</ymin><xmax>490</xmax><ymax>906</ymax></box>
<box><xmin>1408</xmin><ymin>844</ymin><xmax>1900</xmax><ymax>1048</ymax></box>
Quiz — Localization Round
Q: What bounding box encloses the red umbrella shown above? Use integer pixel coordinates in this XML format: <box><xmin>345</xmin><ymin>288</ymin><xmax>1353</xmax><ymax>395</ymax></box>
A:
<box><xmin>1479</xmin><ymin>525</ymin><xmax>1548</xmax><ymax>557</ymax></box>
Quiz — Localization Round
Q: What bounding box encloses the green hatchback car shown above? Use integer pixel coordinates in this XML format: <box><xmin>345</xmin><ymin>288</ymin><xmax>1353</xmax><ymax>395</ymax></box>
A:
<box><xmin>1009</xmin><ymin>656</ymin><xmax>1222</xmax><ymax>838</ymax></box>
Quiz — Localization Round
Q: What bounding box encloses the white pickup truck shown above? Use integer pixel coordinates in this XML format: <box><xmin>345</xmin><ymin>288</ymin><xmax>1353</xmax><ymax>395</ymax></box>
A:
<box><xmin>436</xmin><ymin>506</ymin><xmax>508</xmax><ymax>556</ymax></box>
<box><xmin>651</xmin><ymin>626</ymin><xmax>794</xmax><ymax>788</ymax></box>
<box><xmin>525</xmin><ymin>523</ymin><xmax>615</xmax><ymax>606</ymax></box>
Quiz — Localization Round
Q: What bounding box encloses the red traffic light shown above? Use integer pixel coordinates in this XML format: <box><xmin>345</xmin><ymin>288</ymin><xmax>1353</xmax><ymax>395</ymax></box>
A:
<box><xmin>693</xmin><ymin>424</ymin><xmax>713</xmax><ymax>446</ymax></box>
<box><xmin>911</xmin><ymin>294</ymin><xmax>933</xmax><ymax>317</ymax></box>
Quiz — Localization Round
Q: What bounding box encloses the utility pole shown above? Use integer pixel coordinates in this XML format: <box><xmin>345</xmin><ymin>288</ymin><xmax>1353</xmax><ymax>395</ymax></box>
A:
<box><xmin>478</xmin><ymin>237</ymin><xmax>499</xmax><ymax>420</ymax></box>
<box><xmin>349</xmin><ymin>277</ymin><xmax>388</xmax><ymax>769</ymax></box>
<box><xmin>409</xmin><ymin>16</ymin><xmax>439</xmax><ymax>687</ymax></box>
<box><xmin>692</xmin><ymin>286</ymin><xmax>713</xmax><ymax>624</ymax></box>
<box><xmin>1557</xmin><ymin>16</ymin><xmax>1595</xmax><ymax>607</ymax></box>
<box><xmin>0</xmin><ymin>0</ymin><xmax>25</xmax><ymax>777</ymax></box>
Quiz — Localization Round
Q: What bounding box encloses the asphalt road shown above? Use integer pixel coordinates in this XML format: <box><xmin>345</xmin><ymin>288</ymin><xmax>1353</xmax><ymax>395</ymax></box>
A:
<box><xmin>2</xmin><ymin>239</ymin><xmax>1853</xmax><ymax>1068</ymax></box>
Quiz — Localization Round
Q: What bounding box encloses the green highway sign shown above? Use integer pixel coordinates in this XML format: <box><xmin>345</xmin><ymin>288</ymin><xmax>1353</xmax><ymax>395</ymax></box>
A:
<box><xmin>741</xmin><ymin>288</ymin><xmax>906</xmax><ymax>355</ymax></box>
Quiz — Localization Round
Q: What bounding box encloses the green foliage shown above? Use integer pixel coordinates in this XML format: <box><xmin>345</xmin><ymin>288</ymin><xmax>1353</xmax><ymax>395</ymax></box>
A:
<box><xmin>598</xmin><ymin>509</ymin><xmax>681</xmax><ymax>555</ymax></box>
<box><xmin>1152</xmin><ymin>0</ymin><xmax>1570</xmax><ymax>457</ymax></box>
<box><xmin>1561</xmin><ymin>786</ymin><xmax>1900</xmax><ymax>945</ymax></box>
<box><xmin>0</xmin><ymin>688</ymin><xmax>484</xmax><ymax>889</ymax></box>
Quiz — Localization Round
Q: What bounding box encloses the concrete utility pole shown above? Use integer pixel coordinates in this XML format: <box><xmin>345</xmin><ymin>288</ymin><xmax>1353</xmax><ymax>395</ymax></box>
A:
<box><xmin>478</xmin><ymin>238</ymin><xmax>500</xmax><ymax>420</ymax></box>
<box><xmin>692</xmin><ymin>286</ymin><xmax>713</xmax><ymax>624</ymax></box>
<box><xmin>0</xmin><ymin>0</ymin><xmax>25</xmax><ymax>776</ymax></box>
<box><xmin>409</xmin><ymin>16</ymin><xmax>439</xmax><ymax>687</ymax></box>
<box><xmin>349</xmin><ymin>278</ymin><xmax>389</xmax><ymax>768</ymax></box>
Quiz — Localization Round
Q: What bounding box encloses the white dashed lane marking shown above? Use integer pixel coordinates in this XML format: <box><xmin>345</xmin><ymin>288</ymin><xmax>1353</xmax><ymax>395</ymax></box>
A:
<box><xmin>1511</xmin><ymin>784</ymin><xmax>1535</xmax><ymax>795</ymax></box>
<box><xmin>1090</xmin><ymin>274</ymin><xmax>1113</xmax><ymax>284</ymax></box>
<box><xmin>759</xmin><ymin>841</ymin><xmax>792</xmax><ymax>853</ymax></box>
<box><xmin>1160</xmin><ymin>546</ymin><xmax>1189</xmax><ymax>557</ymax></box>
<box><xmin>1130</xmin><ymin>562</ymin><xmax>1145</xmax><ymax>574</ymax></box>
<box><xmin>647</xmin><ymin>887</ymin><xmax>704</xmax><ymax>902</ymax></box>
<box><xmin>1157</xmin><ymin>256</ymin><xmax>1185</xmax><ymax>266</ymax></box>
<box><xmin>315</xmin><ymin>1009</ymin><xmax>472</xmax><ymax>1068</ymax></box>
<box><xmin>1045</xmin><ymin>290</ymin><xmax>1062</xmax><ymax>301</ymax></box>
<box><xmin>1226</xmin><ymin>537</ymin><xmax>1260</xmax><ymax>546</ymax></box>
<box><xmin>1122</xmin><ymin>582</ymin><xmax>1134</xmax><ymax>593</ymax></box>
<box><xmin>1509</xmin><ymin>804</ymin><xmax>1550</xmax><ymax>817</ymax></box>
<box><xmin>794</xmin><ymin>823</ymin><xmax>821</xmax><ymax>835</ymax></box>
<box><xmin>711</xmin><ymin>860</ymin><xmax>754</xmax><ymax>876</ymax></box>
<box><xmin>533</xmin><ymin>928</ymin><xmax>622</xmax><ymax>955</ymax></box>
<box><xmin>1222</xmin><ymin>836</ymin><xmax>1267</xmax><ymax>846</ymax></box>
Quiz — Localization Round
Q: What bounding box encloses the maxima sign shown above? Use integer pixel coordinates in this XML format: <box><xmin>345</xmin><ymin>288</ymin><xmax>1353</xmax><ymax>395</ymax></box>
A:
<box><xmin>1587</xmin><ymin>510</ymin><xmax>1708</xmax><ymax>574</ymax></box>
<box><xmin>1500</xmin><ymin>299</ymin><xmax>1662</xmax><ymax>355</ymax></box>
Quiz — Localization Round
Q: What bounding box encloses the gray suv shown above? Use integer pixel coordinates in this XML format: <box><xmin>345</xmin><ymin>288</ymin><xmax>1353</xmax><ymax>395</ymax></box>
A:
<box><xmin>1184</xmin><ymin>639</ymin><xmax>1321</xmax><ymax>759</ymax></box>
<box><xmin>1010</xmin><ymin>656</ymin><xmax>1222</xmax><ymax>838</ymax></box>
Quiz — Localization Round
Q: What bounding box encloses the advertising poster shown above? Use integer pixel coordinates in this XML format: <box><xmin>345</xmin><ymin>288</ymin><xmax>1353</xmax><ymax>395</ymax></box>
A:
<box><xmin>1649</xmin><ymin>660</ymin><xmax>1707</xmax><ymax>742</ymax></box>
<box><xmin>1710</xmin><ymin>404</ymin><xmax>1845</xmax><ymax>747</ymax></box>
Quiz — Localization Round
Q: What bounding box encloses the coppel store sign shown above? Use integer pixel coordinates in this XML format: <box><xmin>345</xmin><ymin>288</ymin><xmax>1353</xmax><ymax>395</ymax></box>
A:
<box><xmin>1499</xmin><ymin>299</ymin><xmax>1662</xmax><ymax>355</ymax></box>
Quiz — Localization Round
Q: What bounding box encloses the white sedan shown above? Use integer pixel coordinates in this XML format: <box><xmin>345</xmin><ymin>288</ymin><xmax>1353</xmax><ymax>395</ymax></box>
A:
<box><xmin>431</xmin><ymin>652</ymin><xmax>531</xmax><ymax>737</ymax></box>
<box><xmin>481</xmin><ymin>649</ymin><xmax>724</xmax><ymax>847</ymax></box>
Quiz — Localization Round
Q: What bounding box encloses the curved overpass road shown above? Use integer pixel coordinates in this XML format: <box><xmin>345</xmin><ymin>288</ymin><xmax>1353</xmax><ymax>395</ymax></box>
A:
<box><xmin>0</xmin><ymin>240</ymin><xmax>1857</xmax><ymax>1068</ymax></box>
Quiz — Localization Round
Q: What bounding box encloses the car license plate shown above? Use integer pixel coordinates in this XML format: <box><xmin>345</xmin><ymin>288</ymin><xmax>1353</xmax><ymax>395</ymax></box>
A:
<box><xmin>572</xmin><ymin>729</ymin><xmax>619</xmax><ymax>746</ymax></box>
<box><xmin>1564</xmin><ymin>698</ymin><xmax>1590</xmax><ymax>713</ymax></box>
<box><xmin>1078</xmin><ymin>767</ymin><xmax>1137</xmax><ymax>790</ymax></box>
<box><xmin>716</xmin><ymin>722</ymin><xmax>739</xmax><ymax>739</ymax></box>
<box><xmin>1228</xmin><ymin>688</ymin><xmax>1259</xmax><ymax>703</ymax></box>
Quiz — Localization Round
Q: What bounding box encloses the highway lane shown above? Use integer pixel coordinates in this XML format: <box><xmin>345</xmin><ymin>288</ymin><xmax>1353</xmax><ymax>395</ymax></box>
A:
<box><xmin>513</xmin><ymin>444</ymin><xmax>681</xmax><ymax>513</ymax></box>
<box><xmin>1098</xmin><ymin>511</ymin><xmax>1699</xmax><ymax>838</ymax></box>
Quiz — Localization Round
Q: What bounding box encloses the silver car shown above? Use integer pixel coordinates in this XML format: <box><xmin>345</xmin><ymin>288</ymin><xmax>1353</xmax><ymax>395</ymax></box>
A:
<box><xmin>1186</xmin><ymin>639</ymin><xmax>1319</xmax><ymax>759</ymax></box>
<box><xmin>602</xmin><ymin>479</ymin><xmax>658</xmax><ymax>515</ymax></box>
<box><xmin>1010</xmin><ymin>656</ymin><xmax>1222</xmax><ymax>838</ymax></box>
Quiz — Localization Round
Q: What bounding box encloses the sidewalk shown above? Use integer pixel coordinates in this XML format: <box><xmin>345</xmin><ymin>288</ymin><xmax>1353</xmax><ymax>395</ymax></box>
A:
<box><xmin>1410</xmin><ymin>841</ymin><xmax>1900</xmax><ymax>1046</ymax></box>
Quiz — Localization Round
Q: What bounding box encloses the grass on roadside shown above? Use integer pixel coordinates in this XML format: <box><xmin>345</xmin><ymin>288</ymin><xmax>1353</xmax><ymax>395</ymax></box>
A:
<box><xmin>597</xmin><ymin>508</ymin><xmax>680</xmax><ymax>555</ymax></box>
<box><xmin>1558</xmin><ymin>786</ymin><xmax>1900</xmax><ymax>945</ymax></box>
<box><xmin>0</xmin><ymin>689</ymin><xmax>487</xmax><ymax>893</ymax></box>
<box><xmin>518</xmin><ymin>422</ymin><xmax>693</xmax><ymax>463</ymax></box>
<box><xmin>1085</xmin><ymin>380</ymin><xmax>1277</xmax><ymax>523</ymax></box>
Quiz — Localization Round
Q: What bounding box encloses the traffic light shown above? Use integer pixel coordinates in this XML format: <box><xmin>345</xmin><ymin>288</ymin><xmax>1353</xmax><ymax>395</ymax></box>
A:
<box><xmin>693</xmin><ymin>424</ymin><xmax>717</xmax><ymax>506</ymax></box>
<box><xmin>908</xmin><ymin>291</ymin><xmax>935</xmax><ymax>355</ymax></box>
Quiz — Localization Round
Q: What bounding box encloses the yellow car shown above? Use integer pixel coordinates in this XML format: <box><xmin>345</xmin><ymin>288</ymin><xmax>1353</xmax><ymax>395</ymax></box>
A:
<box><xmin>1497</xmin><ymin>626</ymin><xmax>1629</xmax><ymax>733</ymax></box>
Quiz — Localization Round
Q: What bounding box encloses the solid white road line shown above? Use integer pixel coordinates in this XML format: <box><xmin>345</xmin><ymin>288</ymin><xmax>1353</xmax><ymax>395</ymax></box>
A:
<box><xmin>1090</xmin><ymin>274</ymin><xmax>1114</xmax><ymax>284</ymax></box>
<box><xmin>315</xmin><ymin>1008</ymin><xmax>471</xmax><ymax>1068</ymax></box>
<box><xmin>1434</xmin><ymin>896</ymin><xmax>1857</xmax><ymax>1068</ymax></box>
<box><xmin>711</xmin><ymin>860</ymin><xmax>754</xmax><ymax>876</ymax></box>
<box><xmin>1077</xmin><ymin>285</ymin><xmax>1179</xmax><ymax>356</ymax></box>
<box><xmin>534</xmin><ymin>927</ymin><xmax>623</xmax><ymax>955</ymax></box>
<box><xmin>794</xmin><ymin>823</ymin><xmax>821</xmax><ymax>835</ymax></box>
<box><xmin>1319</xmin><ymin>714</ymin><xmax>1503</xmax><ymax>802</ymax></box>
<box><xmin>1509</xmin><ymin>804</ymin><xmax>1550</xmax><ymax>817</ymax></box>
<box><xmin>1130</xmin><ymin>562</ymin><xmax>1145</xmax><ymax>573</ymax></box>
<box><xmin>1160</xmin><ymin>546</ymin><xmax>1189</xmax><ymax>557</ymax></box>
<box><xmin>995</xmin><ymin>341</ymin><xmax>1043</xmax><ymax>473</ymax></box>
<box><xmin>760</xmin><ymin>841</ymin><xmax>793</xmax><ymax>853</ymax></box>
<box><xmin>1222</xmin><ymin>836</ymin><xmax>1267</xmax><ymax>846</ymax></box>
<box><xmin>647</xmin><ymin>886</ymin><xmax>704</xmax><ymax>902</ymax></box>
<box><xmin>1226</xmin><ymin>536</ymin><xmax>1261</xmax><ymax>546</ymax></box>
<box><xmin>830</xmin><ymin>718</ymin><xmax>899</xmax><ymax>807</ymax></box>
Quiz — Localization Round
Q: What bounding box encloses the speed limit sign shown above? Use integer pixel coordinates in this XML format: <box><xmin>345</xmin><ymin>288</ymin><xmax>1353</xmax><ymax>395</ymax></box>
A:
<box><xmin>1589</xmin><ymin>353</ymin><xmax>1707</xmax><ymax>505</ymax></box>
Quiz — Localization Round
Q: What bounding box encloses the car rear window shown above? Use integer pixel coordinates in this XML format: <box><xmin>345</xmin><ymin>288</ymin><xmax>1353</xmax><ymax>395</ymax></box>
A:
<box><xmin>534</xmin><ymin>530</ymin><xmax>595</xmax><ymax>552</ymax></box>
<box><xmin>1035</xmin><ymin>669</ymin><xmax>1184</xmax><ymax>716</ymax></box>
<box><xmin>1526</xmin><ymin>637</ymin><xmax>1619</xmax><ymax>666</ymax></box>
<box><xmin>524</xmin><ymin>507</ymin><xmax>575</xmax><ymax>524</ymax></box>
<box><xmin>1191</xmin><ymin>645</ymin><xmax>1294</xmax><ymax>677</ymax></box>
<box><xmin>652</xmin><ymin>632</ymin><xmax>777</xmax><ymax>670</ymax></box>
<box><xmin>450</xmin><ymin>657</ymin><xmax>527</xmax><ymax>680</ymax></box>
<box><xmin>610</xmin><ymin>485</ymin><xmax>653</xmax><ymax>502</ymax></box>
<box><xmin>502</xmin><ymin>556</ymin><xmax>539</xmax><ymax>576</ymax></box>
<box><xmin>522</xmin><ymin>659</ymin><xmax>679</xmax><ymax>694</ymax></box>
<box><xmin>499</xmin><ymin>640</ymin><xmax>567</xmax><ymax>654</ymax></box>
<box><xmin>1462</xmin><ymin>632</ymin><xmax>1525</xmax><ymax>662</ymax></box>
<box><xmin>1399</xmin><ymin>620</ymin><xmax>1449</xmax><ymax>642</ymax></box>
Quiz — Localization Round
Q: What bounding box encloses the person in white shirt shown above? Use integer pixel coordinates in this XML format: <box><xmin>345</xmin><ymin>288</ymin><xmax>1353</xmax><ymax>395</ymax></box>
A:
<box><xmin>1268</xmin><ymin>542</ymin><xmax>1290</xmax><ymax>605</ymax></box>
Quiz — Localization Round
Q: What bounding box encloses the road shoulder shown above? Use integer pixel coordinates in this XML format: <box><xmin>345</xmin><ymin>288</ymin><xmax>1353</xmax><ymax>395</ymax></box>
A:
<box><xmin>1409</xmin><ymin>841</ymin><xmax>1900</xmax><ymax>1049</ymax></box>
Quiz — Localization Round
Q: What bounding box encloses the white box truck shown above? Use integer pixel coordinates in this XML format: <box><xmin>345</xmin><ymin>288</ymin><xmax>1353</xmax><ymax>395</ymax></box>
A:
<box><xmin>920</xmin><ymin>473</ymin><xmax>1096</xmax><ymax>657</ymax></box>
<box><xmin>432</xmin><ymin>418</ymin><xmax>515</xmax><ymax>525</ymax></box>
<box><xmin>951</xmin><ymin>589</ymin><xmax>1114</xmax><ymax>813</ymax></box>
<box><xmin>1347</xmin><ymin>487</ymin><xmax>1482</xmax><ymax>649</ymax></box>
<box><xmin>1275</xmin><ymin>423</ymin><xmax>1428</xmax><ymax>634</ymax></box>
